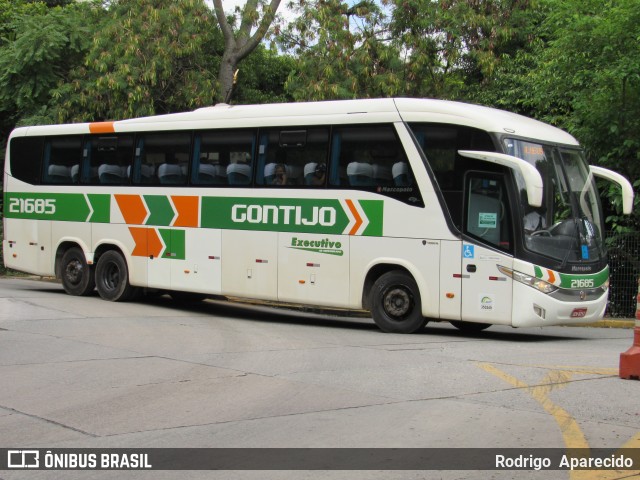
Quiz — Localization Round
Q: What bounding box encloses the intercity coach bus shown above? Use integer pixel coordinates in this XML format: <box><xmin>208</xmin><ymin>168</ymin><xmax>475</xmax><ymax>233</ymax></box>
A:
<box><xmin>3</xmin><ymin>99</ymin><xmax>634</xmax><ymax>333</ymax></box>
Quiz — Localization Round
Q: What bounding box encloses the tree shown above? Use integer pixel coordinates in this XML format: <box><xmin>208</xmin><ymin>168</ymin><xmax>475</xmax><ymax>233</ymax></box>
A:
<box><xmin>281</xmin><ymin>0</ymin><xmax>400</xmax><ymax>100</ymax></box>
<box><xmin>232</xmin><ymin>44</ymin><xmax>295</xmax><ymax>104</ymax></box>
<box><xmin>470</xmin><ymin>0</ymin><xmax>640</xmax><ymax>230</ymax></box>
<box><xmin>54</xmin><ymin>0</ymin><xmax>219</xmax><ymax>122</ymax></box>
<box><xmin>213</xmin><ymin>0</ymin><xmax>282</xmax><ymax>103</ymax></box>
<box><xmin>0</xmin><ymin>1</ymin><xmax>91</xmax><ymax>133</ymax></box>
<box><xmin>388</xmin><ymin>0</ymin><xmax>536</xmax><ymax>99</ymax></box>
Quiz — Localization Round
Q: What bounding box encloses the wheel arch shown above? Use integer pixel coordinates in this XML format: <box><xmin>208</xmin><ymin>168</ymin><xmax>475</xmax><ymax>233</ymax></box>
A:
<box><xmin>361</xmin><ymin>259</ymin><xmax>432</xmax><ymax>316</ymax></box>
<box><xmin>93</xmin><ymin>241</ymin><xmax>129</xmax><ymax>269</ymax></box>
<box><xmin>54</xmin><ymin>239</ymin><xmax>90</xmax><ymax>279</ymax></box>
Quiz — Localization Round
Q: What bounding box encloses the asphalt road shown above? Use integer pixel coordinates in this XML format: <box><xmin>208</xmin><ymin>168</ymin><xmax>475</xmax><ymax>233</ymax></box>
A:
<box><xmin>0</xmin><ymin>277</ymin><xmax>638</xmax><ymax>480</ymax></box>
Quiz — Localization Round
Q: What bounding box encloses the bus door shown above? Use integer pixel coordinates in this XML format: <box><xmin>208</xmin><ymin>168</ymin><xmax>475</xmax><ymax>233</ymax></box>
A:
<box><xmin>461</xmin><ymin>172</ymin><xmax>514</xmax><ymax>325</ymax></box>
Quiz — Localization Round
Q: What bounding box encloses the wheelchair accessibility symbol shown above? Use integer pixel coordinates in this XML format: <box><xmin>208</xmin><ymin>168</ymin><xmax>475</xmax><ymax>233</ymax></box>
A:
<box><xmin>463</xmin><ymin>245</ymin><xmax>475</xmax><ymax>259</ymax></box>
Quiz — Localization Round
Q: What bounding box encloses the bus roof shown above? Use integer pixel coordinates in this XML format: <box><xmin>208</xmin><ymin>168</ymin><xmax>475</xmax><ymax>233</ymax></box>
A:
<box><xmin>12</xmin><ymin>98</ymin><xmax>579</xmax><ymax>146</ymax></box>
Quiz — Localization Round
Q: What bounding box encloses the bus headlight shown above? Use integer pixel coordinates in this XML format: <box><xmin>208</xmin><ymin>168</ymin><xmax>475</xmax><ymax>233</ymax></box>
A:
<box><xmin>497</xmin><ymin>265</ymin><xmax>558</xmax><ymax>294</ymax></box>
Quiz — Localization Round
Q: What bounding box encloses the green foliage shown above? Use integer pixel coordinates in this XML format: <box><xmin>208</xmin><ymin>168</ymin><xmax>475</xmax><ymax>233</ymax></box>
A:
<box><xmin>54</xmin><ymin>0</ymin><xmax>219</xmax><ymax>122</ymax></box>
<box><xmin>234</xmin><ymin>45</ymin><xmax>295</xmax><ymax>103</ymax></box>
<box><xmin>282</xmin><ymin>0</ymin><xmax>537</xmax><ymax>100</ymax></box>
<box><xmin>389</xmin><ymin>0</ymin><xmax>536</xmax><ymax>99</ymax></box>
<box><xmin>0</xmin><ymin>1</ymin><xmax>90</xmax><ymax>139</ymax></box>
<box><xmin>0</xmin><ymin>7</ymin><xmax>89</xmax><ymax>112</ymax></box>
<box><xmin>282</xmin><ymin>0</ymin><xmax>402</xmax><ymax>100</ymax></box>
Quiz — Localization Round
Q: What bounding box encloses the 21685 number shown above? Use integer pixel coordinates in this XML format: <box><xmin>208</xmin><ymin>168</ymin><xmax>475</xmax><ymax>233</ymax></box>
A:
<box><xmin>9</xmin><ymin>198</ymin><xmax>56</xmax><ymax>215</ymax></box>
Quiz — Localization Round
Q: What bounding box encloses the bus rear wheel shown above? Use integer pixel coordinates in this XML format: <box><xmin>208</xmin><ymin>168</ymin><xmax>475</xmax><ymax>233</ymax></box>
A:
<box><xmin>60</xmin><ymin>247</ymin><xmax>95</xmax><ymax>296</ymax></box>
<box><xmin>95</xmin><ymin>250</ymin><xmax>136</xmax><ymax>302</ymax></box>
<box><xmin>370</xmin><ymin>270</ymin><xmax>426</xmax><ymax>333</ymax></box>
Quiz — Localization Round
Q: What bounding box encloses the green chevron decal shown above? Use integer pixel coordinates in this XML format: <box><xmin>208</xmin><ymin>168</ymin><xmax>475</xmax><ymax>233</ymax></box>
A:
<box><xmin>144</xmin><ymin>195</ymin><xmax>175</xmax><ymax>226</ymax></box>
<box><xmin>159</xmin><ymin>228</ymin><xmax>185</xmax><ymax>260</ymax></box>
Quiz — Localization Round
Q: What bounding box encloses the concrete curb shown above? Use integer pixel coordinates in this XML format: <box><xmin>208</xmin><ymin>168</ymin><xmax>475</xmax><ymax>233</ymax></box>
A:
<box><xmin>563</xmin><ymin>319</ymin><xmax>635</xmax><ymax>329</ymax></box>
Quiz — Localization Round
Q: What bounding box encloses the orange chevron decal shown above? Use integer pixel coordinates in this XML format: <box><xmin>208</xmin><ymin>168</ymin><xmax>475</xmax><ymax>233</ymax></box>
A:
<box><xmin>148</xmin><ymin>229</ymin><xmax>164</xmax><ymax>258</ymax></box>
<box><xmin>547</xmin><ymin>269</ymin><xmax>556</xmax><ymax>284</ymax></box>
<box><xmin>115</xmin><ymin>194</ymin><xmax>147</xmax><ymax>225</ymax></box>
<box><xmin>172</xmin><ymin>196</ymin><xmax>199</xmax><ymax>228</ymax></box>
<box><xmin>129</xmin><ymin>227</ymin><xmax>164</xmax><ymax>258</ymax></box>
<box><xmin>345</xmin><ymin>199</ymin><xmax>363</xmax><ymax>236</ymax></box>
<box><xmin>129</xmin><ymin>227</ymin><xmax>148</xmax><ymax>257</ymax></box>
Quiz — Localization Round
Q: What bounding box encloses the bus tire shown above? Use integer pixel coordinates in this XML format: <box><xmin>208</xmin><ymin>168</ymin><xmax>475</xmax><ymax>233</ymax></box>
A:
<box><xmin>450</xmin><ymin>320</ymin><xmax>491</xmax><ymax>333</ymax></box>
<box><xmin>60</xmin><ymin>247</ymin><xmax>95</xmax><ymax>296</ymax></box>
<box><xmin>95</xmin><ymin>250</ymin><xmax>135</xmax><ymax>302</ymax></box>
<box><xmin>370</xmin><ymin>270</ymin><xmax>426</xmax><ymax>333</ymax></box>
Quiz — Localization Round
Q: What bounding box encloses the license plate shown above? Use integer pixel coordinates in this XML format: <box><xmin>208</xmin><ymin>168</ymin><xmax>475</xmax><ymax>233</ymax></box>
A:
<box><xmin>570</xmin><ymin>308</ymin><xmax>587</xmax><ymax>318</ymax></box>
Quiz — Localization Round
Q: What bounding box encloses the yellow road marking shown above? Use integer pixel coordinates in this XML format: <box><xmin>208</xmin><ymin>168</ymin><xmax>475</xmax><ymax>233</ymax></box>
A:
<box><xmin>477</xmin><ymin>362</ymin><xmax>640</xmax><ymax>479</ymax></box>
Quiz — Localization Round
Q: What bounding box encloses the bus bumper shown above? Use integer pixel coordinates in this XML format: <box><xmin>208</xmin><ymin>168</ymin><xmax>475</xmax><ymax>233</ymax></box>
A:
<box><xmin>511</xmin><ymin>282</ymin><xmax>608</xmax><ymax>327</ymax></box>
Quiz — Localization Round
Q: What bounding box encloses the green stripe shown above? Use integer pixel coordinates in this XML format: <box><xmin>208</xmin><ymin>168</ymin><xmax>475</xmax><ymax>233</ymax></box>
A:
<box><xmin>6</xmin><ymin>193</ymin><xmax>89</xmax><ymax>222</ymax></box>
<box><xmin>5</xmin><ymin>192</ymin><xmax>385</xmax><ymax>236</ymax></box>
<box><xmin>557</xmin><ymin>266</ymin><xmax>609</xmax><ymax>289</ymax></box>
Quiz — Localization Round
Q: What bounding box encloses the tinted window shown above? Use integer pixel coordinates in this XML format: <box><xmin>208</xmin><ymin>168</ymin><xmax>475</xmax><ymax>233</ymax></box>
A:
<box><xmin>410</xmin><ymin>123</ymin><xmax>497</xmax><ymax>228</ymax></box>
<box><xmin>256</xmin><ymin>128</ymin><xmax>329</xmax><ymax>187</ymax></box>
<box><xmin>329</xmin><ymin>125</ymin><xmax>422</xmax><ymax>205</ymax></box>
<box><xmin>192</xmin><ymin>130</ymin><xmax>255</xmax><ymax>186</ymax></box>
<box><xmin>42</xmin><ymin>136</ymin><xmax>83</xmax><ymax>185</ymax></box>
<box><xmin>132</xmin><ymin>132</ymin><xmax>191</xmax><ymax>185</ymax></box>
<box><xmin>87</xmin><ymin>135</ymin><xmax>134</xmax><ymax>185</ymax></box>
<box><xmin>9</xmin><ymin>136</ymin><xmax>44</xmax><ymax>185</ymax></box>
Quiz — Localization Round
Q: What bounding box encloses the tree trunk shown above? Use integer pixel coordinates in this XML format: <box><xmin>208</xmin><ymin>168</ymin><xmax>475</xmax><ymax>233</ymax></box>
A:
<box><xmin>218</xmin><ymin>52</ymin><xmax>236</xmax><ymax>104</ymax></box>
<box><xmin>212</xmin><ymin>0</ymin><xmax>281</xmax><ymax>104</ymax></box>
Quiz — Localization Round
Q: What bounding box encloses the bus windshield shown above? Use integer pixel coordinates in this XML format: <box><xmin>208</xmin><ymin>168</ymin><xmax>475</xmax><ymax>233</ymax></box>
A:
<box><xmin>504</xmin><ymin>139</ymin><xmax>605</xmax><ymax>263</ymax></box>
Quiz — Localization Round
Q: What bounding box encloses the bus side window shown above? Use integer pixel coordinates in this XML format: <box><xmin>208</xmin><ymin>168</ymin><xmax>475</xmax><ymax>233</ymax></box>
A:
<box><xmin>42</xmin><ymin>136</ymin><xmax>83</xmax><ymax>185</ymax></box>
<box><xmin>256</xmin><ymin>127</ymin><xmax>329</xmax><ymax>187</ymax></box>
<box><xmin>9</xmin><ymin>136</ymin><xmax>44</xmax><ymax>185</ymax></box>
<box><xmin>132</xmin><ymin>132</ymin><xmax>191</xmax><ymax>185</ymax></box>
<box><xmin>409</xmin><ymin>123</ymin><xmax>497</xmax><ymax>228</ymax></box>
<box><xmin>87</xmin><ymin>135</ymin><xmax>134</xmax><ymax>185</ymax></box>
<box><xmin>330</xmin><ymin>125</ymin><xmax>422</xmax><ymax>205</ymax></box>
<box><xmin>191</xmin><ymin>130</ymin><xmax>256</xmax><ymax>187</ymax></box>
<box><xmin>330</xmin><ymin>125</ymin><xmax>409</xmax><ymax>188</ymax></box>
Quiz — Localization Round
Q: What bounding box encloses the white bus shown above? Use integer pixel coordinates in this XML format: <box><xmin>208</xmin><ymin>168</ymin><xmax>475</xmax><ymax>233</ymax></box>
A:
<box><xmin>3</xmin><ymin>99</ymin><xmax>634</xmax><ymax>333</ymax></box>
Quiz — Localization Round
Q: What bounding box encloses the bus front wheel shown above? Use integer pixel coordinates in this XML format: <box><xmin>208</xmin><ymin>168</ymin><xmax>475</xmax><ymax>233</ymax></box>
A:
<box><xmin>370</xmin><ymin>270</ymin><xmax>426</xmax><ymax>334</ymax></box>
<box><xmin>60</xmin><ymin>247</ymin><xmax>95</xmax><ymax>296</ymax></box>
<box><xmin>95</xmin><ymin>250</ymin><xmax>136</xmax><ymax>302</ymax></box>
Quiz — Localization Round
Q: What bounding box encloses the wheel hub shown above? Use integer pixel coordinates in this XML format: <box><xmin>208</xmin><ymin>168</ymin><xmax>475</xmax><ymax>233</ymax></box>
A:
<box><xmin>65</xmin><ymin>261</ymin><xmax>82</xmax><ymax>285</ymax></box>
<box><xmin>383</xmin><ymin>287</ymin><xmax>412</xmax><ymax>318</ymax></box>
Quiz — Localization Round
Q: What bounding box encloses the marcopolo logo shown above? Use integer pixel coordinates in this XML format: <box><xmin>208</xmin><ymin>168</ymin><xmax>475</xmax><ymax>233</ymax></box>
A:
<box><xmin>288</xmin><ymin>236</ymin><xmax>344</xmax><ymax>256</ymax></box>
